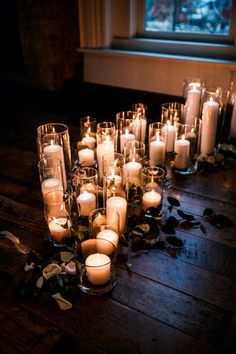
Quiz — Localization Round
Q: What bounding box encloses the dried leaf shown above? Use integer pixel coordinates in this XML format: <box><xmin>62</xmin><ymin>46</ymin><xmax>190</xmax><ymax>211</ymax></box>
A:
<box><xmin>166</xmin><ymin>216</ymin><xmax>179</xmax><ymax>228</ymax></box>
<box><xmin>200</xmin><ymin>223</ymin><xmax>207</xmax><ymax>233</ymax></box>
<box><xmin>166</xmin><ymin>236</ymin><xmax>183</xmax><ymax>248</ymax></box>
<box><xmin>203</xmin><ymin>208</ymin><xmax>216</xmax><ymax>217</ymax></box>
<box><xmin>161</xmin><ymin>224</ymin><xmax>175</xmax><ymax>235</ymax></box>
<box><xmin>167</xmin><ymin>196</ymin><xmax>180</xmax><ymax>207</ymax></box>
<box><xmin>177</xmin><ymin>209</ymin><xmax>195</xmax><ymax>221</ymax></box>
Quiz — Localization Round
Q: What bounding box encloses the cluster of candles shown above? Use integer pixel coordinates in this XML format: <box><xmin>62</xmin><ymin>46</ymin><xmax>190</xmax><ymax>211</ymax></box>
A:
<box><xmin>36</xmin><ymin>76</ymin><xmax>236</xmax><ymax>288</ymax></box>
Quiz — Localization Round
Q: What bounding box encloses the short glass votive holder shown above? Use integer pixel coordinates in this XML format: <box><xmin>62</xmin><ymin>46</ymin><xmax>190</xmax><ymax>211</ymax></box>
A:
<box><xmin>183</xmin><ymin>77</ymin><xmax>205</xmax><ymax>125</ymax></box>
<box><xmin>96</xmin><ymin>122</ymin><xmax>116</xmax><ymax>179</ymax></box>
<box><xmin>37</xmin><ymin>123</ymin><xmax>71</xmax><ymax>190</ymax></box>
<box><xmin>141</xmin><ymin>166</ymin><xmax>165</xmax><ymax>219</ymax></box>
<box><xmin>38</xmin><ymin>157</ymin><xmax>64</xmax><ymax>197</ymax></box>
<box><xmin>161</xmin><ymin>102</ymin><xmax>184</xmax><ymax>125</ymax></box>
<box><xmin>173</xmin><ymin>119</ymin><xmax>201</xmax><ymax>175</ymax></box>
<box><xmin>88</xmin><ymin>207</ymin><xmax>119</xmax><ymax>238</ymax></box>
<box><xmin>123</xmin><ymin>140</ymin><xmax>145</xmax><ymax>186</ymax></box>
<box><xmin>43</xmin><ymin>190</ymin><xmax>73</xmax><ymax>246</ymax></box>
<box><xmin>74</xmin><ymin>167</ymin><xmax>98</xmax><ymax>218</ymax></box>
<box><xmin>78</xmin><ymin>238</ymin><xmax>117</xmax><ymax>295</ymax></box>
<box><xmin>148</xmin><ymin>122</ymin><xmax>166</xmax><ymax>167</ymax></box>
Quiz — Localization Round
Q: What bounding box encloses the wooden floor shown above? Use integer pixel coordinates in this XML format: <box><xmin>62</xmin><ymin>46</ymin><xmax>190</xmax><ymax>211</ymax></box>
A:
<box><xmin>0</xmin><ymin>83</ymin><xmax>236</xmax><ymax>354</ymax></box>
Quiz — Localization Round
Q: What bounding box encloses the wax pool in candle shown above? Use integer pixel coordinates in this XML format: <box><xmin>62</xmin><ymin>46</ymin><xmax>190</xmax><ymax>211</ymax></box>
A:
<box><xmin>174</xmin><ymin>136</ymin><xmax>190</xmax><ymax>169</ymax></box>
<box><xmin>107</xmin><ymin>196</ymin><xmax>127</xmax><ymax>235</ymax></box>
<box><xmin>77</xmin><ymin>191</ymin><xmax>96</xmax><ymax>216</ymax></box>
<box><xmin>82</xmin><ymin>134</ymin><xmax>96</xmax><ymax>149</ymax></box>
<box><xmin>200</xmin><ymin>99</ymin><xmax>219</xmax><ymax>155</ymax></box>
<box><xmin>97</xmin><ymin>139</ymin><xmax>114</xmax><ymax>178</ymax></box>
<box><xmin>120</xmin><ymin>129</ymin><xmax>135</xmax><ymax>152</ymax></box>
<box><xmin>41</xmin><ymin>177</ymin><xmax>63</xmax><ymax>197</ymax></box>
<box><xmin>185</xmin><ymin>87</ymin><xmax>201</xmax><ymax>125</ymax></box>
<box><xmin>142</xmin><ymin>190</ymin><xmax>161</xmax><ymax>211</ymax></box>
<box><xmin>149</xmin><ymin>133</ymin><xmax>165</xmax><ymax>166</ymax></box>
<box><xmin>123</xmin><ymin>160</ymin><xmax>142</xmax><ymax>185</ymax></box>
<box><xmin>48</xmin><ymin>217</ymin><xmax>71</xmax><ymax>243</ymax></box>
<box><xmin>43</xmin><ymin>143</ymin><xmax>67</xmax><ymax>190</ymax></box>
<box><xmin>85</xmin><ymin>253</ymin><xmax>111</xmax><ymax>285</ymax></box>
<box><xmin>78</xmin><ymin>148</ymin><xmax>94</xmax><ymax>166</ymax></box>
<box><xmin>96</xmin><ymin>229</ymin><xmax>119</xmax><ymax>254</ymax></box>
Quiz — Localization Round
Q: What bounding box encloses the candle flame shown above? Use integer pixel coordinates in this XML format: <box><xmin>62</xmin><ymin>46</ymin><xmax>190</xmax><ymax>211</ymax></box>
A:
<box><xmin>125</xmin><ymin>128</ymin><xmax>129</xmax><ymax>135</ymax></box>
<box><xmin>181</xmin><ymin>134</ymin><xmax>185</xmax><ymax>140</ymax></box>
<box><xmin>155</xmin><ymin>131</ymin><xmax>160</xmax><ymax>141</ymax></box>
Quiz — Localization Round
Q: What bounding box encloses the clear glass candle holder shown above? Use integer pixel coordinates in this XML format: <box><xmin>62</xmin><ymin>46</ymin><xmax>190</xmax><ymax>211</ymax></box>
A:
<box><xmin>37</xmin><ymin>123</ymin><xmax>71</xmax><ymax>191</ymax></box>
<box><xmin>161</xmin><ymin>102</ymin><xmax>184</xmax><ymax>125</ymax></box>
<box><xmin>78</xmin><ymin>238</ymin><xmax>116</xmax><ymax>295</ymax></box>
<box><xmin>148</xmin><ymin>122</ymin><xmax>166</xmax><ymax>167</ymax></box>
<box><xmin>38</xmin><ymin>157</ymin><xmax>64</xmax><ymax>198</ymax></box>
<box><xmin>116</xmin><ymin>111</ymin><xmax>136</xmax><ymax>153</ymax></box>
<box><xmin>141</xmin><ymin>166</ymin><xmax>165</xmax><ymax>219</ymax></box>
<box><xmin>96</xmin><ymin>122</ymin><xmax>116</xmax><ymax>179</ymax></box>
<box><xmin>131</xmin><ymin>103</ymin><xmax>147</xmax><ymax>144</ymax></box>
<box><xmin>80</xmin><ymin>116</ymin><xmax>97</xmax><ymax>145</ymax></box>
<box><xmin>74</xmin><ymin>167</ymin><xmax>98</xmax><ymax>218</ymax></box>
<box><xmin>173</xmin><ymin>119</ymin><xmax>201</xmax><ymax>175</ymax></box>
<box><xmin>88</xmin><ymin>207</ymin><xmax>120</xmax><ymax>239</ymax></box>
<box><xmin>123</xmin><ymin>140</ymin><xmax>145</xmax><ymax>186</ymax></box>
<box><xmin>200</xmin><ymin>86</ymin><xmax>222</xmax><ymax>155</ymax></box>
<box><xmin>102</xmin><ymin>152</ymin><xmax>125</xmax><ymax>176</ymax></box>
<box><xmin>119</xmin><ymin>119</ymin><xmax>135</xmax><ymax>153</ymax></box>
<box><xmin>183</xmin><ymin>77</ymin><xmax>205</xmax><ymax>125</ymax></box>
<box><xmin>43</xmin><ymin>190</ymin><xmax>73</xmax><ymax>246</ymax></box>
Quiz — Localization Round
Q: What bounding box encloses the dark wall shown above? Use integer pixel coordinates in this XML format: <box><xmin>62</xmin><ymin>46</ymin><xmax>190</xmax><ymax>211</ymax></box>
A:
<box><xmin>0</xmin><ymin>0</ymin><xmax>83</xmax><ymax>90</ymax></box>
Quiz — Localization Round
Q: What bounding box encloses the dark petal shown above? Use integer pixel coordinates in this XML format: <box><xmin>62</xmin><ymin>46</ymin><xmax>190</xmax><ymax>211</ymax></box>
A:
<box><xmin>152</xmin><ymin>241</ymin><xmax>166</xmax><ymax>250</ymax></box>
<box><xmin>168</xmin><ymin>205</ymin><xmax>173</xmax><ymax>213</ymax></box>
<box><xmin>200</xmin><ymin>223</ymin><xmax>207</xmax><ymax>233</ymax></box>
<box><xmin>210</xmin><ymin>214</ymin><xmax>235</xmax><ymax>228</ymax></box>
<box><xmin>177</xmin><ymin>209</ymin><xmax>195</xmax><ymax>221</ymax></box>
<box><xmin>161</xmin><ymin>224</ymin><xmax>176</xmax><ymax>235</ymax></box>
<box><xmin>166</xmin><ymin>236</ymin><xmax>183</xmax><ymax>248</ymax></box>
<box><xmin>203</xmin><ymin>208</ymin><xmax>216</xmax><ymax>217</ymax></box>
<box><xmin>166</xmin><ymin>216</ymin><xmax>179</xmax><ymax>228</ymax></box>
<box><xmin>167</xmin><ymin>196</ymin><xmax>180</xmax><ymax>207</ymax></box>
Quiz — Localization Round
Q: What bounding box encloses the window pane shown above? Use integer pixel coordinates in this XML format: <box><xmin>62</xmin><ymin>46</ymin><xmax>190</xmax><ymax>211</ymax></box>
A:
<box><xmin>145</xmin><ymin>0</ymin><xmax>233</xmax><ymax>36</ymax></box>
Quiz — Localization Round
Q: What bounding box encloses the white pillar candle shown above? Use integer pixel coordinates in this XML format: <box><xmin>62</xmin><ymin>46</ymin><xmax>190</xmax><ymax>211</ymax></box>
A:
<box><xmin>85</xmin><ymin>253</ymin><xmax>111</xmax><ymax>285</ymax></box>
<box><xmin>77</xmin><ymin>191</ymin><xmax>96</xmax><ymax>216</ymax></box>
<box><xmin>142</xmin><ymin>190</ymin><xmax>161</xmax><ymax>211</ymax></box>
<box><xmin>78</xmin><ymin>148</ymin><xmax>95</xmax><ymax>166</ymax></box>
<box><xmin>120</xmin><ymin>129</ymin><xmax>135</xmax><ymax>152</ymax></box>
<box><xmin>43</xmin><ymin>143</ymin><xmax>67</xmax><ymax>190</ymax></box>
<box><xmin>165</xmin><ymin>121</ymin><xmax>177</xmax><ymax>152</ymax></box>
<box><xmin>82</xmin><ymin>134</ymin><xmax>96</xmax><ymax>149</ymax></box>
<box><xmin>229</xmin><ymin>102</ymin><xmax>236</xmax><ymax>140</ymax></box>
<box><xmin>149</xmin><ymin>133</ymin><xmax>166</xmax><ymax>166</ymax></box>
<box><xmin>107</xmin><ymin>196</ymin><xmax>127</xmax><ymax>235</ymax></box>
<box><xmin>97</xmin><ymin>139</ymin><xmax>114</xmax><ymax>178</ymax></box>
<box><xmin>200</xmin><ymin>99</ymin><xmax>219</xmax><ymax>155</ymax></box>
<box><xmin>123</xmin><ymin>160</ymin><xmax>142</xmax><ymax>185</ymax></box>
<box><xmin>185</xmin><ymin>87</ymin><xmax>201</xmax><ymax>125</ymax></box>
<box><xmin>174</xmin><ymin>136</ymin><xmax>190</xmax><ymax>169</ymax></box>
<box><xmin>48</xmin><ymin>217</ymin><xmax>71</xmax><ymax>243</ymax></box>
<box><xmin>41</xmin><ymin>177</ymin><xmax>63</xmax><ymax>197</ymax></box>
<box><xmin>97</xmin><ymin>229</ymin><xmax>119</xmax><ymax>253</ymax></box>
<box><xmin>140</xmin><ymin>118</ymin><xmax>147</xmax><ymax>144</ymax></box>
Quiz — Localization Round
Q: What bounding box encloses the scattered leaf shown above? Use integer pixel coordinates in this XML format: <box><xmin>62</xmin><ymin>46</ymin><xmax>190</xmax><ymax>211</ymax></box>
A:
<box><xmin>200</xmin><ymin>223</ymin><xmax>207</xmax><ymax>233</ymax></box>
<box><xmin>167</xmin><ymin>196</ymin><xmax>180</xmax><ymax>207</ymax></box>
<box><xmin>177</xmin><ymin>209</ymin><xmax>195</xmax><ymax>221</ymax></box>
<box><xmin>203</xmin><ymin>208</ymin><xmax>216</xmax><ymax>217</ymax></box>
<box><xmin>166</xmin><ymin>236</ymin><xmax>183</xmax><ymax>248</ymax></box>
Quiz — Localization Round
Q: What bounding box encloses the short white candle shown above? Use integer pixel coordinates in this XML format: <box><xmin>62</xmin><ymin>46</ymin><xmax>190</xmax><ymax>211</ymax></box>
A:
<box><xmin>78</xmin><ymin>148</ymin><xmax>95</xmax><ymax>166</ymax></box>
<box><xmin>120</xmin><ymin>129</ymin><xmax>135</xmax><ymax>152</ymax></box>
<box><xmin>41</xmin><ymin>177</ymin><xmax>63</xmax><ymax>197</ymax></box>
<box><xmin>48</xmin><ymin>217</ymin><xmax>71</xmax><ymax>243</ymax></box>
<box><xmin>43</xmin><ymin>143</ymin><xmax>67</xmax><ymax>190</ymax></box>
<box><xmin>82</xmin><ymin>134</ymin><xmax>96</xmax><ymax>149</ymax></box>
<box><xmin>142</xmin><ymin>190</ymin><xmax>162</xmax><ymax>211</ymax></box>
<box><xmin>97</xmin><ymin>139</ymin><xmax>114</xmax><ymax>178</ymax></box>
<box><xmin>85</xmin><ymin>253</ymin><xmax>111</xmax><ymax>285</ymax></box>
<box><xmin>149</xmin><ymin>133</ymin><xmax>166</xmax><ymax>166</ymax></box>
<box><xmin>77</xmin><ymin>191</ymin><xmax>96</xmax><ymax>216</ymax></box>
<box><xmin>185</xmin><ymin>86</ymin><xmax>201</xmax><ymax>125</ymax></box>
<box><xmin>123</xmin><ymin>160</ymin><xmax>142</xmax><ymax>185</ymax></box>
<box><xmin>107</xmin><ymin>196</ymin><xmax>127</xmax><ymax>235</ymax></box>
<box><xmin>165</xmin><ymin>121</ymin><xmax>177</xmax><ymax>152</ymax></box>
<box><xmin>97</xmin><ymin>229</ymin><xmax>119</xmax><ymax>253</ymax></box>
<box><xmin>174</xmin><ymin>135</ymin><xmax>190</xmax><ymax>169</ymax></box>
<box><xmin>200</xmin><ymin>99</ymin><xmax>219</xmax><ymax>155</ymax></box>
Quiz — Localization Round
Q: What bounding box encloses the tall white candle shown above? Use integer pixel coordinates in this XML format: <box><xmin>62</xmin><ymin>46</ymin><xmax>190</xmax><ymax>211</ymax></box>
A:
<box><xmin>44</xmin><ymin>143</ymin><xmax>67</xmax><ymax>190</ymax></box>
<box><xmin>132</xmin><ymin>116</ymin><xmax>146</xmax><ymax>143</ymax></box>
<box><xmin>200</xmin><ymin>99</ymin><xmax>219</xmax><ymax>155</ymax></box>
<box><xmin>85</xmin><ymin>253</ymin><xmax>111</xmax><ymax>285</ymax></box>
<box><xmin>77</xmin><ymin>191</ymin><xmax>96</xmax><ymax>216</ymax></box>
<box><xmin>149</xmin><ymin>133</ymin><xmax>165</xmax><ymax>166</ymax></box>
<box><xmin>82</xmin><ymin>134</ymin><xmax>96</xmax><ymax>149</ymax></box>
<box><xmin>107</xmin><ymin>196</ymin><xmax>127</xmax><ymax>235</ymax></box>
<box><xmin>174</xmin><ymin>136</ymin><xmax>190</xmax><ymax>169</ymax></box>
<box><xmin>185</xmin><ymin>87</ymin><xmax>201</xmax><ymax>125</ymax></box>
<box><xmin>96</xmin><ymin>229</ymin><xmax>119</xmax><ymax>253</ymax></box>
<box><xmin>41</xmin><ymin>177</ymin><xmax>63</xmax><ymax>197</ymax></box>
<box><xmin>120</xmin><ymin>129</ymin><xmax>135</xmax><ymax>152</ymax></box>
<box><xmin>142</xmin><ymin>190</ymin><xmax>161</xmax><ymax>211</ymax></box>
<box><xmin>123</xmin><ymin>160</ymin><xmax>142</xmax><ymax>185</ymax></box>
<box><xmin>78</xmin><ymin>148</ymin><xmax>95</xmax><ymax>166</ymax></box>
<box><xmin>48</xmin><ymin>217</ymin><xmax>71</xmax><ymax>243</ymax></box>
<box><xmin>165</xmin><ymin>121</ymin><xmax>177</xmax><ymax>152</ymax></box>
<box><xmin>97</xmin><ymin>139</ymin><xmax>114</xmax><ymax>178</ymax></box>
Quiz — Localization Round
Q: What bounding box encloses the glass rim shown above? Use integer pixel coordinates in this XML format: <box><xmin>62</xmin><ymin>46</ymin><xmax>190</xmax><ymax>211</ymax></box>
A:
<box><xmin>141</xmin><ymin>166</ymin><xmax>166</xmax><ymax>179</ymax></box>
<box><xmin>37</xmin><ymin>122</ymin><xmax>69</xmax><ymax>135</ymax></box>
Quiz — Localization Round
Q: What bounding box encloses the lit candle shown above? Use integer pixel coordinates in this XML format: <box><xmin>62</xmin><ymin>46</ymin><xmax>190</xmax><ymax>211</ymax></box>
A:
<box><xmin>80</xmin><ymin>182</ymin><xmax>96</xmax><ymax>194</ymax></box>
<box><xmin>149</xmin><ymin>132</ymin><xmax>165</xmax><ymax>166</ymax></box>
<box><xmin>123</xmin><ymin>159</ymin><xmax>142</xmax><ymax>185</ymax></box>
<box><xmin>43</xmin><ymin>143</ymin><xmax>67</xmax><ymax>190</ymax></box>
<box><xmin>93</xmin><ymin>212</ymin><xmax>107</xmax><ymax>227</ymax></box>
<box><xmin>185</xmin><ymin>86</ymin><xmax>201</xmax><ymax>125</ymax></box>
<box><xmin>77</xmin><ymin>191</ymin><xmax>96</xmax><ymax>216</ymax></box>
<box><xmin>174</xmin><ymin>135</ymin><xmax>190</xmax><ymax>169</ymax></box>
<box><xmin>120</xmin><ymin>129</ymin><xmax>135</xmax><ymax>152</ymax></box>
<box><xmin>165</xmin><ymin>121</ymin><xmax>177</xmax><ymax>152</ymax></box>
<box><xmin>96</xmin><ymin>137</ymin><xmax>114</xmax><ymax>178</ymax></box>
<box><xmin>200</xmin><ymin>99</ymin><xmax>219</xmax><ymax>155</ymax></box>
<box><xmin>82</xmin><ymin>132</ymin><xmax>96</xmax><ymax>149</ymax></box>
<box><xmin>78</xmin><ymin>148</ymin><xmax>95</xmax><ymax>166</ymax></box>
<box><xmin>48</xmin><ymin>217</ymin><xmax>71</xmax><ymax>243</ymax></box>
<box><xmin>142</xmin><ymin>190</ymin><xmax>161</xmax><ymax>211</ymax></box>
<box><xmin>41</xmin><ymin>177</ymin><xmax>63</xmax><ymax>197</ymax></box>
<box><xmin>107</xmin><ymin>196</ymin><xmax>127</xmax><ymax>235</ymax></box>
<box><xmin>132</xmin><ymin>115</ymin><xmax>146</xmax><ymax>143</ymax></box>
<box><xmin>85</xmin><ymin>253</ymin><xmax>111</xmax><ymax>285</ymax></box>
<box><xmin>96</xmin><ymin>229</ymin><xmax>119</xmax><ymax>253</ymax></box>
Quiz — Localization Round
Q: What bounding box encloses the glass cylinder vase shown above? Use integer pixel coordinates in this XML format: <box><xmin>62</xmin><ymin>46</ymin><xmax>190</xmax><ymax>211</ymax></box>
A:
<box><xmin>148</xmin><ymin>122</ymin><xmax>166</xmax><ymax>167</ymax></box>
